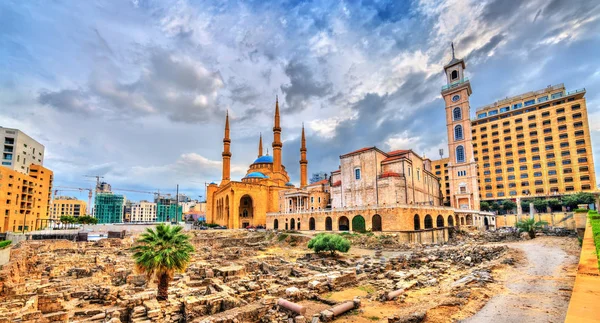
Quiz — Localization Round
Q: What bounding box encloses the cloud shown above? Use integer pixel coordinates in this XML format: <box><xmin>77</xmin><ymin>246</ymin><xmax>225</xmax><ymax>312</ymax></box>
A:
<box><xmin>39</xmin><ymin>49</ymin><xmax>225</xmax><ymax>123</ymax></box>
<box><xmin>38</xmin><ymin>89</ymin><xmax>95</xmax><ymax>115</ymax></box>
<box><xmin>280</xmin><ymin>60</ymin><xmax>333</xmax><ymax>113</ymax></box>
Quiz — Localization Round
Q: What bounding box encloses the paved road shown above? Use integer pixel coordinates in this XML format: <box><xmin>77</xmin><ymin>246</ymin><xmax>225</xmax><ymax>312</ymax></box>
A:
<box><xmin>462</xmin><ymin>238</ymin><xmax>578</xmax><ymax>323</ymax></box>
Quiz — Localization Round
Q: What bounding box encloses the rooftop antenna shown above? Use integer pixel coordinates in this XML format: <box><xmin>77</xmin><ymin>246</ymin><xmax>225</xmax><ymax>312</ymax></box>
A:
<box><xmin>439</xmin><ymin>148</ymin><xmax>444</xmax><ymax>159</ymax></box>
<box><xmin>451</xmin><ymin>42</ymin><xmax>455</xmax><ymax>59</ymax></box>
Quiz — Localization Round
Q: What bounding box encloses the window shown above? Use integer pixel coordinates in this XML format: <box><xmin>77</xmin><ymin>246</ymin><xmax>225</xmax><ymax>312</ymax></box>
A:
<box><xmin>513</xmin><ymin>103</ymin><xmax>522</xmax><ymax>109</ymax></box>
<box><xmin>507</xmin><ymin>167</ymin><xmax>514</xmax><ymax>172</ymax></box>
<box><xmin>547</xmin><ymin>161</ymin><xmax>556</xmax><ymax>167</ymax></box>
<box><xmin>454</xmin><ymin>125</ymin><xmax>463</xmax><ymax>140</ymax></box>
<box><xmin>456</xmin><ymin>146</ymin><xmax>465</xmax><ymax>163</ymax></box>
<box><xmin>578</xmin><ymin>157</ymin><xmax>588</xmax><ymax>163</ymax></box>
<box><xmin>521</xmin><ymin>174</ymin><xmax>528</xmax><ymax>178</ymax></box>
<box><xmin>508</xmin><ymin>175</ymin><xmax>515</xmax><ymax>180</ymax></box>
<box><xmin>451</xmin><ymin>70</ymin><xmax>458</xmax><ymax>80</ymax></box>
<box><xmin>520</xmin><ymin>165</ymin><xmax>528</xmax><ymax>170</ymax></box>
<box><xmin>572</xmin><ymin>104</ymin><xmax>581</xmax><ymax>110</ymax></box>
<box><xmin>453</xmin><ymin>107</ymin><xmax>462</xmax><ymax>120</ymax></box>
<box><xmin>524</xmin><ymin>99</ymin><xmax>535</xmax><ymax>106</ymax></box>
<box><xmin>534</xmin><ymin>172</ymin><xmax>542</xmax><ymax>177</ymax></box>
<box><xmin>355</xmin><ymin>168</ymin><xmax>361</xmax><ymax>180</ymax></box>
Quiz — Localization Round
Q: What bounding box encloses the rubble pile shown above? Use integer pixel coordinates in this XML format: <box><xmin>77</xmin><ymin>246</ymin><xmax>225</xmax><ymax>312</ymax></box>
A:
<box><xmin>0</xmin><ymin>230</ymin><xmax>510</xmax><ymax>323</ymax></box>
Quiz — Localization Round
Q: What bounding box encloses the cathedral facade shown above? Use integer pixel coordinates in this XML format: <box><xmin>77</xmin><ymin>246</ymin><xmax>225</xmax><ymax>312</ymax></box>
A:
<box><xmin>205</xmin><ymin>99</ymin><xmax>307</xmax><ymax>229</ymax></box>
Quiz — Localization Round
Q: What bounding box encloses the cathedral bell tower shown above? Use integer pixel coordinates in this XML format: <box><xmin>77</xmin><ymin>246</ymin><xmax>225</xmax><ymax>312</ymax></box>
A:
<box><xmin>442</xmin><ymin>44</ymin><xmax>479</xmax><ymax>210</ymax></box>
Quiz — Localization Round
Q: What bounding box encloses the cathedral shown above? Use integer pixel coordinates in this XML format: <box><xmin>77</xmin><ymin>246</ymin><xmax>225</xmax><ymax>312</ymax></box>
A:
<box><xmin>205</xmin><ymin>98</ymin><xmax>308</xmax><ymax>228</ymax></box>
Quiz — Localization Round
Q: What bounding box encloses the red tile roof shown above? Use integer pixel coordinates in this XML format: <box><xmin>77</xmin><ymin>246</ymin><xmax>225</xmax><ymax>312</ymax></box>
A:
<box><xmin>331</xmin><ymin>169</ymin><xmax>341</xmax><ymax>173</ymax></box>
<box><xmin>387</xmin><ymin>149</ymin><xmax>408</xmax><ymax>156</ymax></box>
<box><xmin>379</xmin><ymin>171</ymin><xmax>401</xmax><ymax>178</ymax></box>
<box><xmin>309</xmin><ymin>179</ymin><xmax>329</xmax><ymax>186</ymax></box>
<box><xmin>382</xmin><ymin>155</ymin><xmax>408</xmax><ymax>163</ymax></box>
<box><xmin>332</xmin><ymin>180</ymin><xmax>342</xmax><ymax>187</ymax></box>
<box><xmin>340</xmin><ymin>146</ymin><xmax>376</xmax><ymax>157</ymax></box>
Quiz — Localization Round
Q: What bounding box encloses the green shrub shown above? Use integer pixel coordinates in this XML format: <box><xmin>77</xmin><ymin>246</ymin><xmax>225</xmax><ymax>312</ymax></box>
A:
<box><xmin>589</xmin><ymin>210</ymin><xmax>600</xmax><ymax>269</ymax></box>
<box><xmin>205</xmin><ymin>223</ymin><xmax>220</xmax><ymax>228</ymax></box>
<box><xmin>516</xmin><ymin>218</ymin><xmax>548</xmax><ymax>239</ymax></box>
<box><xmin>0</xmin><ymin>240</ymin><xmax>12</xmax><ymax>249</ymax></box>
<box><xmin>277</xmin><ymin>233</ymin><xmax>289</xmax><ymax>242</ymax></box>
<box><xmin>575</xmin><ymin>208</ymin><xmax>589</xmax><ymax>213</ymax></box>
<box><xmin>307</xmin><ymin>233</ymin><xmax>351</xmax><ymax>255</ymax></box>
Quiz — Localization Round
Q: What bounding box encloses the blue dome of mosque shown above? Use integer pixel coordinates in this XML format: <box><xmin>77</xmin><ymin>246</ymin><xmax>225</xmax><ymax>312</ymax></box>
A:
<box><xmin>285</xmin><ymin>182</ymin><xmax>294</xmax><ymax>186</ymax></box>
<box><xmin>245</xmin><ymin>172</ymin><xmax>269</xmax><ymax>179</ymax></box>
<box><xmin>253</xmin><ymin>155</ymin><xmax>273</xmax><ymax>164</ymax></box>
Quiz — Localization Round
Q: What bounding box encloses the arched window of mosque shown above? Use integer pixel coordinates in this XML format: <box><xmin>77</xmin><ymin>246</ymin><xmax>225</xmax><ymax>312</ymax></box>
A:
<box><xmin>355</xmin><ymin>168</ymin><xmax>361</xmax><ymax>180</ymax></box>
<box><xmin>456</xmin><ymin>145</ymin><xmax>465</xmax><ymax>163</ymax></box>
<box><xmin>451</xmin><ymin>70</ymin><xmax>458</xmax><ymax>80</ymax></box>
<box><xmin>453</xmin><ymin>107</ymin><xmax>462</xmax><ymax>120</ymax></box>
<box><xmin>454</xmin><ymin>125</ymin><xmax>463</xmax><ymax>140</ymax></box>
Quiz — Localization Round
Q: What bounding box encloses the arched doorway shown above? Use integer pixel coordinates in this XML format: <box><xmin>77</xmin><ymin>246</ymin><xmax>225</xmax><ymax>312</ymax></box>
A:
<box><xmin>455</xmin><ymin>215</ymin><xmax>459</xmax><ymax>226</ymax></box>
<box><xmin>338</xmin><ymin>216</ymin><xmax>349</xmax><ymax>231</ymax></box>
<box><xmin>414</xmin><ymin>214</ymin><xmax>420</xmax><ymax>230</ymax></box>
<box><xmin>484</xmin><ymin>217</ymin><xmax>489</xmax><ymax>230</ymax></box>
<box><xmin>239</xmin><ymin>195</ymin><xmax>253</xmax><ymax>228</ymax></box>
<box><xmin>274</xmin><ymin>219</ymin><xmax>279</xmax><ymax>230</ymax></box>
<box><xmin>448</xmin><ymin>215</ymin><xmax>454</xmax><ymax>227</ymax></box>
<box><xmin>436</xmin><ymin>215</ymin><xmax>444</xmax><ymax>227</ymax></box>
<box><xmin>290</xmin><ymin>218</ymin><xmax>296</xmax><ymax>231</ymax></box>
<box><xmin>424</xmin><ymin>215</ymin><xmax>433</xmax><ymax>229</ymax></box>
<box><xmin>297</xmin><ymin>218</ymin><xmax>301</xmax><ymax>230</ymax></box>
<box><xmin>309</xmin><ymin>217</ymin><xmax>315</xmax><ymax>230</ymax></box>
<box><xmin>225</xmin><ymin>196</ymin><xmax>230</xmax><ymax>227</ymax></box>
<box><xmin>352</xmin><ymin>215</ymin><xmax>366</xmax><ymax>232</ymax></box>
<box><xmin>466</xmin><ymin>214</ymin><xmax>473</xmax><ymax>225</ymax></box>
<box><xmin>325</xmin><ymin>217</ymin><xmax>332</xmax><ymax>231</ymax></box>
<box><xmin>460</xmin><ymin>217</ymin><xmax>465</xmax><ymax>225</ymax></box>
<box><xmin>372</xmin><ymin>214</ymin><xmax>382</xmax><ymax>231</ymax></box>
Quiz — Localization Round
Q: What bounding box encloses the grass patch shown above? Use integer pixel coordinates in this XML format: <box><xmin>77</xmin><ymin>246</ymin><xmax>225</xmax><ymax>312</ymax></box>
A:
<box><xmin>277</xmin><ymin>233</ymin><xmax>289</xmax><ymax>242</ymax></box>
<box><xmin>367</xmin><ymin>316</ymin><xmax>381</xmax><ymax>321</ymax></box>
<box><xmin>588</xmin><ymin>210</ymin><xmax>600</xmax><ymax>270</ymax></box>
<box><xmin>323</xmin><ymin>292</ymin><xmax>332</xmax><ymax>299</ymax></box>
<box><xmin>0</xmin><ymin>240</ymin><xmax>11</xmax><ymax>249</ymax></box>
<box><xmin>357</xmin><ymin>285</ymin><xmax>375</xmax><ymax>294</ymax></box>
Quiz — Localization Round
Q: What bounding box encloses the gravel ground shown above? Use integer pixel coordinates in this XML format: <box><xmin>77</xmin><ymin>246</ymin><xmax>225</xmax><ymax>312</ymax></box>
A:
<box><xmin>462</xmin><ymin>236</ymin><xmax>579</xmax><ymax>323</ymax></box>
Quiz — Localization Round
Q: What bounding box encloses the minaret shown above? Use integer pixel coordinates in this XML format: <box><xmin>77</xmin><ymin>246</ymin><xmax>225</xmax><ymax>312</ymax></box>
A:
<box><xmin>272</xmin><ymin>96</ymin><xmax>282</xmax><ymax>172</ymax></box>
<box><xmin>258</xmin><ymin>133</ymin><xmax>263</xmax><ymax>158</ymax></box>
<box><xmin>300</xmin><ymin>124</ymin><xmax>308</xmax><ymax>187</ymax></box>
<box><xmin>221</xmin><ymin>111</ymin><xmax>231</xmax><ymax>184</ymax></box>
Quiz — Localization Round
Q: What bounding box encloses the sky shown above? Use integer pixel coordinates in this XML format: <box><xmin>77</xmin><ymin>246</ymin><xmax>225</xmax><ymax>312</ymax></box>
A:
<box><xmin>1</xmin><ymin>0</ymin><xmax>600</xmax><ymax>202</ymax></box>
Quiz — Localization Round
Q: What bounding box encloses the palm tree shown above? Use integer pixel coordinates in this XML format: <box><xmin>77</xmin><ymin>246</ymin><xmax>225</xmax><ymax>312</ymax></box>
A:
<box><xmin>131</xmin><ymin>224</ymin><xmax>195</xmax><ymax>300</ymax></box>
<box><xmin>515</xmin><ymin>218</ymin><xmax>548</xmax><ymax>239</ymax></box>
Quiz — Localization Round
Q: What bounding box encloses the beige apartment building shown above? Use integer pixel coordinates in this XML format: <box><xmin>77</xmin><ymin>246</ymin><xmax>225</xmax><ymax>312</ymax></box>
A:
<box><xmin>1</xmin><ymin>127</ymin><xmax>45</xmax><ymax>175</ymax></box>
<box><xmin>433</xmin><ymin>83</ymin><xmax>596</xmax><ymax>203</ymax></box>
<box><xmin>49</xmin><ymin>197</ymin><xmax>87</xmax><ymax>220</ymax></box>
<box><xmin>130</xmin><ymin>201</ymin><xmax>157</xmax><ymax>223</ymax></box>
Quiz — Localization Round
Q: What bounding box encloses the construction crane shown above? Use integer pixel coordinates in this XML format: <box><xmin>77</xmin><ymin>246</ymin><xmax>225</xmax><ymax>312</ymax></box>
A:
<box><xmin>53</xmin><ymin>186</ymin><xmax>94</xmax><ymax>214</ymax></box>
<box><xmin>85</xmin><ymin>175</ymin><xmax>104</xmax><ymax>192</ymax></box>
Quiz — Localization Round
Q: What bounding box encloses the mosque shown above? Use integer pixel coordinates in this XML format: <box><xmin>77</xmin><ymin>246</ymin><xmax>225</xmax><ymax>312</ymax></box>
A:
<box><xmin>206</xmin><ymin>50</ymin><xmax>497</xmax><ymax>238</ymax></box>
<box><xmin>205</xmin><ymin>98</ymin><xmax>308</xmax><ymax>229</ymax></box>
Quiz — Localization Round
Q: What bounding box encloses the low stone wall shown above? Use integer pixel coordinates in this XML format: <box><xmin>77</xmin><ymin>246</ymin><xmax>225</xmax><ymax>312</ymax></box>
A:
<box><xmin>0</xmin><ymin>247</ymin><xmax>10</xmax><ymax>266</ymax></box>
<box><xmin>397</xmin><ymin>228</ymin><xmax>449</xmax><ymax>244</ymax></box>
<box><xmin>564</xmin><ymin>218</ymin><xmax>600</xmax><ymax>322</ymax></box>
<box><xmin>495</xmin><ymin>212</ymin><xmax>579</xmax><ymax>230</ymax></box>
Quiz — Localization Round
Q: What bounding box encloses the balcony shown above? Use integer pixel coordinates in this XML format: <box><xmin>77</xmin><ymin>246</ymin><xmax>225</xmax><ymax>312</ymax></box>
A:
<box><xmin>567</xmin><ymin>88</ymin><xmax>585</xmax><ymax>95</ymax></box>
<box><xmin>441</xmin><ymin>77</ymin><xmax>469</xmax><ymax>91</ymax></box>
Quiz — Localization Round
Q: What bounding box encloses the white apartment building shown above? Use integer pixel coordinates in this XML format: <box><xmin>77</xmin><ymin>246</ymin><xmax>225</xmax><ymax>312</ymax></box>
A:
<box><xmin>1</xmin><ymin>127</ymin><xmax>45</xmax><ymax>174</ymax></box>
<box><xmin>130</xmin><ymin>201</ymin><xmax>157</xmax><ymax>222</ymax></box>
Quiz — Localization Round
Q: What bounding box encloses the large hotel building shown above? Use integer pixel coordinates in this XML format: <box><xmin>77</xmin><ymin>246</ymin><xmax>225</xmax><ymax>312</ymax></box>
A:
<box><xmin>432</xmin><ymin>83</ymin><xmax>595</xmax><ymax>204</ymax></box>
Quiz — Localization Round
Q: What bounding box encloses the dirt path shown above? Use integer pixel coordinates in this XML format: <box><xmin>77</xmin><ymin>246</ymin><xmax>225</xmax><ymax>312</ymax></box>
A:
<box><xmin>463</xmin><ymin>237</ymin><xmax>579</xmax><ymax>323</ymax></box>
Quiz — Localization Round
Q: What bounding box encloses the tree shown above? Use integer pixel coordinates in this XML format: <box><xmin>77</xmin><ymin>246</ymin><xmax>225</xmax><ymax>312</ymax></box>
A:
<box><xmin>307</xmin><ymin>234</ymin><xmax>351</xmax><ymax>255</ymax></box>
<box><xmin>131</xmin><ymin>224</ymin><xmax>195</xmax><ymax>300</ymax></box>
<box><xmin>547</xmin><ymin>199</ymin><xmax>561</xmax><ymax>211</ymax></box>
<box><xmin>490</xmin><ymin>202</ymin><xmax>501</xmax><ymax>213</ymax></box>
<box><xmin>532</xmin><ymin>199</ymin><xmax>548</xmax><ymax>213</ymax></box>
<box><xmin>521</xmin><ymin>200</ymin><xmax>531</xmax><ymax>213</ymax></box>
<box><xmin>562</xmin><ymin>192</ymin><xmax>596</xmax><ymax>209</ymax></box>
<box><xmin>77</xmin><ymin>215</ymin><xmax>98</xmax><ymax>225</ymax></box>
<box><xmin>516</xmin><ymin>218</ymin><xmax>548</xmax><ymax>239</ymax></box>
<box><xmin>480</xmin><ymin>201</ymin><xmax>490</xmax><ymax>211</ymax></box>
<box><xmin>502</xmin><ymin>200</ymin><xmax>517</xmax><ymax>214</ymax></box>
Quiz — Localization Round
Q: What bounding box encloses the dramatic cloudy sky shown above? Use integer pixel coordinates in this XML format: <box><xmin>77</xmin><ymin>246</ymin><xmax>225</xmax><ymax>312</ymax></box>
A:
<box><xmin>1</xmin><ymin>0</ymin><xmax>599</xmax><ymax>201</ymax></box>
